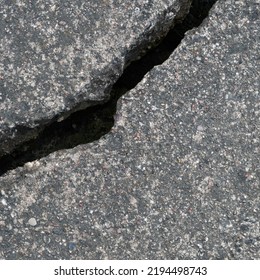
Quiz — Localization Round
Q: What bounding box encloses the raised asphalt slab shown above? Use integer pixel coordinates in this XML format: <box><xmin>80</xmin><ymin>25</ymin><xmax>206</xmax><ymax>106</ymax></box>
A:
<box><xmin>0</xmin><ymin>0</ymin><xmax>259</xmax><ymax>259</ymax></box>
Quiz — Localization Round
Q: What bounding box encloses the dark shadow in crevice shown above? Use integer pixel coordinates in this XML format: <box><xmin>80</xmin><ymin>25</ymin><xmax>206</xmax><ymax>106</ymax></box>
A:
<box><xmin>0</xmin><ymin>0</ymin><xmax>217</xmax><ymax>176</ymax></box>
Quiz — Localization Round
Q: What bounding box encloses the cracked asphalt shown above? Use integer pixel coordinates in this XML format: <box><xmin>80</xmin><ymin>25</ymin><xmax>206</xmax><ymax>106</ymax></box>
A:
<box><xmin>0</xmin><ymin>0</ymin><xmax>259</xmax><ymax>259</ymax></box>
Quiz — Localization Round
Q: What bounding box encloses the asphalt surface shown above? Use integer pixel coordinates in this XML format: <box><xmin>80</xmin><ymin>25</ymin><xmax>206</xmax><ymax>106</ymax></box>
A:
<box><xmin>0</xmin><ymin>0</ymin><xmax>259</xmax><ymax>259</ymax></box>
<box><xmin>0</xmin><ymin>0</ymin><xmax>191</xmax><ymax>157</ymax></box>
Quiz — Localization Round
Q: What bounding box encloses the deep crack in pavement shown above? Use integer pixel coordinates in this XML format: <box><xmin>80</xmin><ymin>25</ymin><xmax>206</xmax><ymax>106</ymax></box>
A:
<box><xmin>0</xmin><ymin>0</ymin><xmax>217</xmax><ymax>176</ymax></box>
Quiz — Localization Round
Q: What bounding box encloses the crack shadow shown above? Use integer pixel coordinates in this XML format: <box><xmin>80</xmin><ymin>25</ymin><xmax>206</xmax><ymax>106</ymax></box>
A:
<box><xmin>0</xmin><ymin>0</ymin><xmax>217</xmax><ymax>176</ymax></box>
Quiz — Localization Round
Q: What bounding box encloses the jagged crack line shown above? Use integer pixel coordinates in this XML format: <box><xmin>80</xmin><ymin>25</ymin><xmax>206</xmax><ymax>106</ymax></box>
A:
<box><xmin>0</xmin><ymin>0</ymin><xmax>217</xmax><ymax>176</ymax></box>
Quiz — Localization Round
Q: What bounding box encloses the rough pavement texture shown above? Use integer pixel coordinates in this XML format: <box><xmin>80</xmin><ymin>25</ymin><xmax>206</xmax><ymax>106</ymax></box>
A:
<box><xmin>0</xmin><ymin>0</ymin><xmax>260</xmax><ymax>259</ymax></box>
<box><xmin>0</xmin><ymin>0</ymin><xmax>191</xmax><ymax>156</ymax></box>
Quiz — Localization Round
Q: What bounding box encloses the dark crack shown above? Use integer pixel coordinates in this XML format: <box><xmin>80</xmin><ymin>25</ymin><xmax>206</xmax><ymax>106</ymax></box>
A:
<box><xmin>0</xmin><ymin>0</ymin><xmax>217</xmax><ymax>176</ymax></box>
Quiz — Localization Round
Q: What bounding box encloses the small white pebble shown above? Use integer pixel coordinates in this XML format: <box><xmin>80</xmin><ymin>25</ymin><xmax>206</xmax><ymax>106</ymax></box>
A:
<box><xmin>24</xmin><ymin>160</ymin><xmax>40</xmax><ymax>170</ymax></box>
<box><xmin>28</xmin><ymin>218</ymin><xmax>37</xmax><ymax>226</ymax></box>
<box><xmin>1</xmin><ymin>198</ymin><xmax>7</xmax><ymax>206</ymax></box>
<box><xmin>24</xmin><ymin>162</ymin><xmax>34</xmax><ymax>169</ymax></box>
<box><xmin>57</xmin><ymin>116</ymin><xmax>65</xmax><ymax>122</ymax></box>
<box><xmin>1</xmin><ymin>190</ymin><xmax>6</xmax><ymax>196</ymax></box>
<box><xmin>197</xmin><ymin>125</ymin><xmax>205</xmax><ymax>132</ymax></box>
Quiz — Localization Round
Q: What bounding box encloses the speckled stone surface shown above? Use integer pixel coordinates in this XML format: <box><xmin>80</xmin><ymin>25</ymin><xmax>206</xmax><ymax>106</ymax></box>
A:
<box><xmin>0</xmin><ymin>0</ymin><xmax>191</xmax><ymax>156</ymax></box>
<box><xmin>0</xmin><ymin>0</ymin><xmax>259</xmax><ymax>259</ymax></box>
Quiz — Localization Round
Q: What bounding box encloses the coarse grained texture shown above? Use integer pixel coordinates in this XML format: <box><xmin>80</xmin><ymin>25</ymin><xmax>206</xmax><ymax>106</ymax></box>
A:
<box><xmin>0</xmin><ymin>0</ymin><xmax>259</xmax><ymax>259</ymax></box>
<box><xmin>0</xmin><ymin>0</ymin><xmax>191</xmax><ymax>156</ymax></box>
